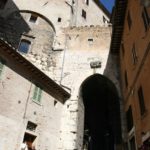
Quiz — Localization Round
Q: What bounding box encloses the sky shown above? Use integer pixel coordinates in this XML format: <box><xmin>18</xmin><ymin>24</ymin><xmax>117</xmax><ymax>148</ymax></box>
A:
<box><xmin>100</xmin><ymin>0</ymin><xmax>115</xmax><ymax>13</ymax></box>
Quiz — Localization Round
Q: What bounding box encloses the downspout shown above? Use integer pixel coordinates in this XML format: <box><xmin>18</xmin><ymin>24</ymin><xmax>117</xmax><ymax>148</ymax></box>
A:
<box><xmin>23</xmin><ymin>82</ymin><xmax>33</xmax><ymax>119</ymax></box>
<box><xmin>59</xmin><ymin>34</ymin><xmax>71</xmax><ymax>93</ymax></box>
<box><xmin>59</xmin><ymin>0</ymin><xmax>74</xmax><ymax>94</ymax></box>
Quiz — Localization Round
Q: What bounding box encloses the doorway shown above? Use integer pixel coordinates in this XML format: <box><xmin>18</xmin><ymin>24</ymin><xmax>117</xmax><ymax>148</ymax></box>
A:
<box><xmin>80</xmin><ymin>74</ymin><xmax>122</xmax><ymax>150</ymax></box>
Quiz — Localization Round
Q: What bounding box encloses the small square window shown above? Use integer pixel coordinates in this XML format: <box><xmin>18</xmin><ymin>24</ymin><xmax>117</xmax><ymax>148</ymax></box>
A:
<box><xmin>29</xmin><ymin>15</ymin><xmax>37</xmax><ymax>23</ymax></box>
<box><xmin>58</xmin><ymin>17</ymin><xmax>62</xmax><ymax>22</ymax></box>
<box><xmin>26</xmin><ymin>121</ymin><xmax>37</xmax><ymax>132</ymax></box>
<box><xmin>18</xmin><ymin>40</ymin><xmax>31</xmax><ymax>54</ymax></box>
<box><xmin>88</xmin><ymin>38</ymin><xmax>93</xmax><ymax>45</ymax></box>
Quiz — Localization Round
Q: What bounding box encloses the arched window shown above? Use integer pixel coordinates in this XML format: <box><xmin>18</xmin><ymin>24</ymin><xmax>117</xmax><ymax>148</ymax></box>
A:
<box><xmin>18</xmin><ymin>39</ymin><xmax>31</xmax><ymax>53</ymax></box>
<box><xmin>0</xmin><ymin>0</ymin><xmax>8</xmax><ymax>9</ymax></box>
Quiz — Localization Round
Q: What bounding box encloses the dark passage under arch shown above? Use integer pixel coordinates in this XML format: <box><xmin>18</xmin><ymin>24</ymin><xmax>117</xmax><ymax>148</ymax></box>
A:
<box><xmin>81</xmin><ymin>74</ymin><xmax>122</xmax><ymax>150</ymax></box>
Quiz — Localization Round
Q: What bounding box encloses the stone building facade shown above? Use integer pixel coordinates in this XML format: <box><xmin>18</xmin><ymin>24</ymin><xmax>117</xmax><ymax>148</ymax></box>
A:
<box><xmin>111</xmin><ymin>0</ymin><xmax>150</xmax><ymax>149</ymax></box>
<box><xmin>0</xmin><ymin>0</ymin><xmax>124</xmax><ymax>150</ymax></box>
<box><xmin>0</xmin><ymin>39</ymin><xmax>70</xmax><ymax>150</ymax></box>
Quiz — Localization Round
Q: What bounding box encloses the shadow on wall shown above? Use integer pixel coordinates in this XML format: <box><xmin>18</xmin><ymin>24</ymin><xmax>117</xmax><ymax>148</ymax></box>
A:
<box><xmin>103</xmin><ymin>51</ymin><xmax>123</xmax><ymax>148</ymax></box>
<box><xmin>0</xmin><ymin>0</ymin><xmax>30</xmax><ymax>48</ymax></box>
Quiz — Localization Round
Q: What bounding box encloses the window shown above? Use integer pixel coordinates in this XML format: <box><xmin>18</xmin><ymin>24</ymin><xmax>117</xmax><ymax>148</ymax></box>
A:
<box><xmin>88</xmin><ymin>38</ymin><xmax>93</xmax><ymax>45</ymax></box>
<box><xmin>124</xmin><ymin>71</ymin><xmax>128</xmax><ymax>88</ymax></box>
<box><xmin>85</xmin><ymin>0</ymin><xmax>89</xmax><ymax>5</ymax></box>
<box><xmin>23</xmin><ymin>132</ymin><xmax>36</xmax><ymax>148</ymax></box>
<box><xmin>26</xmin><ymin>121</ymin><xmax>37</xmax><ymax>132</ymax></box>
<box><xmin>82</xmin><ymin>9</ymin><xmax>86</xmax><ymax>19</ymax></box>
<box><xmin>129</xmin><ymin>136</ymin><xmax>136</xmax><ymax>150</ymax></box>
<box><xmin>58</xmin><ymin>17</ymin><xmax>62</xmax><ymax>22</ymax></box>
<box><xmin>33</xmin><ymin>85</ymin><xmax>42</xmax><ymax>103</ymax></box>
<box><xmin>18</xmin><ymin>40</ymin><xmax>31</xmax><ymax>53</ymax></box>
<box><xmin>138</xmin><ymin>86</ymin><xmax>146</xmax><ymax>116</ymax></box>
<box><xmin>127</xmin><ymin>11</ymin><xmax>132</xmax><ymax>30</ymax></box>
<box><xmin>0</xmin><ymin>58</ymin><xmax>4</xmax><ymax>78</ymax></box>
<box><xmin>126</xmin><ymin>106</ymin><xmax>133</xmax><ymax>132</ymax></box>
<box><xmin>0</xmin><ymin>0</ymin><xmax>7</xmax><ymax>9</ymax></box>
<box><xmin>142</xmin><ymin>7</ymin><xmax>150</xmax><ymax>31</ymax></box>
<box><xmin>131</xmin><ymin>44</ymin><xmax>138</xmax><ymax>65</ymax></box>
<box><xmin>29</xmin><ymin>14</ymin><xmax>37</xmax><ymax>23</ymax></box>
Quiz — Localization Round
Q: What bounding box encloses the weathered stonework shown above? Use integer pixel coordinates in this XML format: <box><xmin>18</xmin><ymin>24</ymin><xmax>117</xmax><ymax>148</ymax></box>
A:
<box><xmin>0</xmin><ymin>0</ymin><xmax>124</xmax><ymax>150</ymax></box>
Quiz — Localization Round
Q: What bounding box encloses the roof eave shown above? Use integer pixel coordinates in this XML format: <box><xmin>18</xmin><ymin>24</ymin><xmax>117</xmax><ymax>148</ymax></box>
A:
<box><xmin>0</xmin><ymin>38</ymin><xmax>70</xmax><ymax>103</ymax></box>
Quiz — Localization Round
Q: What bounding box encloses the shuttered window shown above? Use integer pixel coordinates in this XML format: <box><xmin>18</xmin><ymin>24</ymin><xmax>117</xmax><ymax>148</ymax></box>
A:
<box><xmin>138</xmin><ymin>86</ymin><xmax>146</xmax><ymax>116</ymax></box>
<box><xmin>127</xmin><ymin>11</ymin><xmax>132</xmax><ymax>30</ymax></box>
<box><xmin>33</xmin><ymin>85</ymin><xmax>42</xmax><ymax>103</ymax></box>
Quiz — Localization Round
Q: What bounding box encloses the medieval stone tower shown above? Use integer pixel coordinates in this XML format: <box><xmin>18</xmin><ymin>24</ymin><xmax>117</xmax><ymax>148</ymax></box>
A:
<box><xmin>0</xmin><ymin>0</ymin><xmax>124</xmax><ymax>150</ymax></box>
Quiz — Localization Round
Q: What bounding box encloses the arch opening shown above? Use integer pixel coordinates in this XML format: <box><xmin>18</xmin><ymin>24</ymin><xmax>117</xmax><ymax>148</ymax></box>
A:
<box><xmin>80</xmin><ymin>74</ymin><xmax>122</xmax><ymax>150</ymax></box>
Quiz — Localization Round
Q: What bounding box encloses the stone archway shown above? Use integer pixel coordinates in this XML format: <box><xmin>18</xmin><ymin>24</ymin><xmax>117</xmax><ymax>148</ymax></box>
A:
<box><xmin>80</xmin><ymin>74</ymin><xmax>122</xmax><ymax>150</ymax></box>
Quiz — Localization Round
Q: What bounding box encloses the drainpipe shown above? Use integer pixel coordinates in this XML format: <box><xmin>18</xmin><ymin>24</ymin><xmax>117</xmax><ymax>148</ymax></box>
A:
<box><xmin>23</xmin><ymin>82</ymin><xmax>33</xmax><ymax>119</ymax></box>
<box><xmin>59</xmin><ymin>34</ymin><xmax>71</xmax><ymax>93</ymax></box>
<box><xmin>59</xmin><ymin>0</ymin><xmax>74</xmax><ymax>94</ymax></box>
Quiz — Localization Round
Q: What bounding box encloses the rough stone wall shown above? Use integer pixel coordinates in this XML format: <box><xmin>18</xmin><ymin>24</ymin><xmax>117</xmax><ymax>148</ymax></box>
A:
<box><xmin>59</xmin><ymin>26</ymin><xmax>112</xmax><ymax>150</ymax></box>
<box><xmin>0</xmin><ymin>64</ymin><xmax>63</xmax><ymax>150</ymax></box>
<box><xmin>0</xmin><ymin>0</ymin><xmax>122</xmax><ymax>149</ymax></box>
<box><xmin>74</xmin><ymin>0</ymin><xmax>109</xmax><ymax>26</ymax></box>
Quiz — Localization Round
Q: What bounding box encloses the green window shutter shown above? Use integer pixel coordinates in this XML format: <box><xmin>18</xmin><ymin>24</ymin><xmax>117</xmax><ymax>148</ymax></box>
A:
<box><xmin>37</xmin><ymin>88</ymin><xmax>42</xmax><ymax>102</ymax></box>
<box><xmin>33</xmin><ymin>86</ymin><xmax>38</xmax><ymax>100</ymax></box>
<box><xmin>33</xmin><ymin>85</ymin><xmax>42</xmax><ymax>103</ymax></box>
<box><xmin>0</xmin><ymin>61</ymin><xmax>4</xmax><ymax>77</ymax></box>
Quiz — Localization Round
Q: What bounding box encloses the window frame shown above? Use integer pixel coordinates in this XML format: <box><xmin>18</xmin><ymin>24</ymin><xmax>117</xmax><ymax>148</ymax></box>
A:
<box><xmin>33</xmin><ymin>85</ymin><xmax>42</xmax><ymax>104</ymax></box>
<box><xmin>26</xmin><ymin>121</ymin><xmax>37</xmax><ymax>132</ymax></box>
<box><xmin>58</xmin><ymin>17</ymin><xmax>62</xmax><ymax>22</ymax></box>
<box><xmin>138</xmin><ymin>86</ymin><xmax>146</xmax><ymax>116</ymax></box>
<box><xmin>18</xmin><ymin>39</ymin><xmax>31</xmax><ymax>54</ymax></box>
<box><xmin>29</xmin><ymin>14</ymin><xmax>38</xmax><ymax>23</ymax></box>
